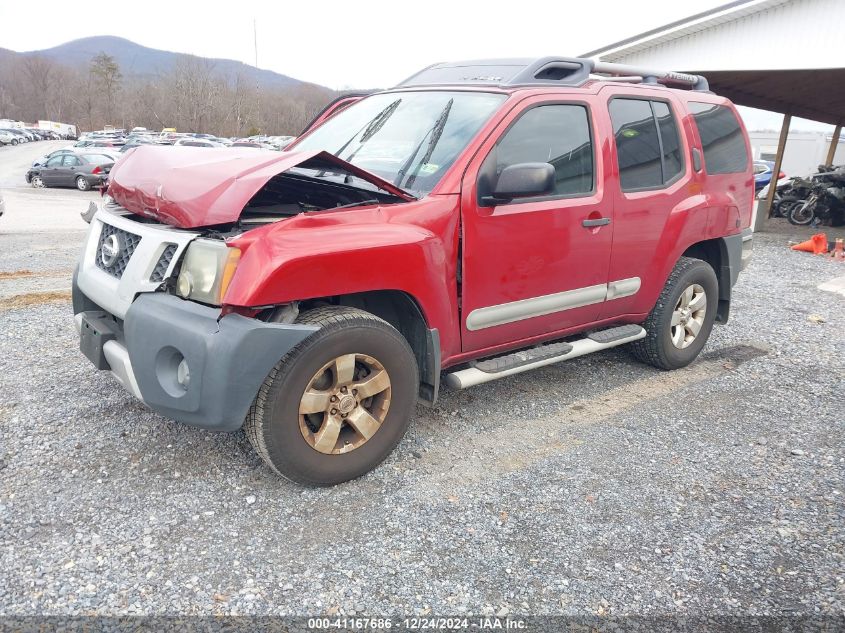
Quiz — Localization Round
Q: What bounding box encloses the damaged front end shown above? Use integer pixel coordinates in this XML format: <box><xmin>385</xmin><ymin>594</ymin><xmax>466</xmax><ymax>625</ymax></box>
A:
<box><xmin>105</xmin><ymin>146</ymin><xmax>414</xmax><ymax>230</ymax></box>
<box><xmin>72</xmin><ymin>146</ymin><xmax>417</xmax><ymax>430</ymax></box>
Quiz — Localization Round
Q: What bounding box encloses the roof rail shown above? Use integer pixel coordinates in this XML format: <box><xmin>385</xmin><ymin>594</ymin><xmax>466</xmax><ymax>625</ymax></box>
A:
<box><xmin>395</xmin><ymin>57</ymin><xmax>709</xmax><ymax>91</ymax></box>
<box><xmin>591</xmin><ymin>60</ymin><xmax>709</xmax><ymax>91</ymax></box>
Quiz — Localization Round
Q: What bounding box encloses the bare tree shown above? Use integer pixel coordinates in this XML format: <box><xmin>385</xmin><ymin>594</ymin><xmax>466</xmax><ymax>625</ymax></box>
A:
<box><xmin>90</xmin><ymin>52</ymin><xmax>122</xmax><ymax>124</ymax></box>
<box><xmin>0</xmin><ymin>48</ymin><xmax>335</xmax><ymax>136</ymax></box>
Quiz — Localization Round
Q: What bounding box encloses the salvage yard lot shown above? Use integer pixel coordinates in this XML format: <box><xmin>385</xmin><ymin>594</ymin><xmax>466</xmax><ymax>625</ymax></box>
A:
<box><xmin>0</xmin><ymin>141</ymin><xmax>843</xmax><ymax>617</ymax></box>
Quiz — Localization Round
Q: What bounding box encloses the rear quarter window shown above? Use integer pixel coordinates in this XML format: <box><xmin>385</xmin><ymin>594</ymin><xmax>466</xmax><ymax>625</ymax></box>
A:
<box><xmin>688</xmin><ymin>102</ymin><xmax>748</xmax><ymax>174</ymax></box>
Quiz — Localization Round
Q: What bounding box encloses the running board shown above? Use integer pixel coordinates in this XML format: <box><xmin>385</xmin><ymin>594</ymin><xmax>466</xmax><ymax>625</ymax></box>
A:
<box><xmin>444</xmin><ymin>324</ymin><xmax>646</xmax><ymax>389</ymax></box>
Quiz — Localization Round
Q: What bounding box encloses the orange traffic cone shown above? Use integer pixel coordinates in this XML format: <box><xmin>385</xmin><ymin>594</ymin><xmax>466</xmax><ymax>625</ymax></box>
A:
<box><xmin>790</xmin><ymin>233</ymin><xmax>828</xmax><ymax>255</ymax></box>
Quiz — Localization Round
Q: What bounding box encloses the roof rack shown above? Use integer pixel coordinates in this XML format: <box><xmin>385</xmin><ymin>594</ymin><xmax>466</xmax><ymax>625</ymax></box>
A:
<box><xmin>395</xmin><ymin>57</ymin><xmax>709</xmax><ymax>91</ymax></box>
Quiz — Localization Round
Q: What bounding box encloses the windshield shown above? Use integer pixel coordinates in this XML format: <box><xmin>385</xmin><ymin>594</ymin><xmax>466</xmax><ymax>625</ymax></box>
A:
<box><xmin>293</xmin><ymin>91</ymin><xmax>506</xmax><ymax>195</ymax></box>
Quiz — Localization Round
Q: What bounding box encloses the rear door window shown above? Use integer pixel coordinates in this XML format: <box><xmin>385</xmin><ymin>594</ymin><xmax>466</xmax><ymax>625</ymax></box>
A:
<box><xmin>688</xmin><ymin>102</ymin><xmax>748</xmax><ymax>174</ymax></box>
<box><xmin>609</xmin><ymin>98</ymin><xmax>685</xmax><ymax>191</ymax></box>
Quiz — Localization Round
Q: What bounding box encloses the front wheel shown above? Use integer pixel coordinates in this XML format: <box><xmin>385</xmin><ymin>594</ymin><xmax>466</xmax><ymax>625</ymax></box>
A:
<box><xmin>788</xmin><ymin>198</ymin><xmax>816</xmax><ymax>226</ymax></box>
<box><xmin>31</xmin><ymin>175</ymin><xmax>45</xmax><ymax>188</ymax></box>
<box><xmin>76</xmin><ymin>176</ymin><xmax>91</xmax><ymax>191</ymax></box>
<box><xmin>244</xmin><ymin>306</ymin><xmax>419</xmax><ymax>486</ymax></box>
<box><xmin>630</xmin><ymin>257</ymin><xmax>718</xmax><ymax>370</ymax></box>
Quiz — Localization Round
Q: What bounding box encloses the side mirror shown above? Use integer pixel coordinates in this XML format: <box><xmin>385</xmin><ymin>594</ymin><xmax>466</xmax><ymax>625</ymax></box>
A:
<box><xmin>482</xmin><ymin>162</ymin><xmax>555</xmax><ymax>206</ymax></box>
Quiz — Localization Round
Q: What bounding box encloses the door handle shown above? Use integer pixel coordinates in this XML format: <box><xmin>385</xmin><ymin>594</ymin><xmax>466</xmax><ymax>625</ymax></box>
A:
<box><xmin>582</xmin><ymin>217</ymin><xmax>611</xmax><ymax>227</ymax></box>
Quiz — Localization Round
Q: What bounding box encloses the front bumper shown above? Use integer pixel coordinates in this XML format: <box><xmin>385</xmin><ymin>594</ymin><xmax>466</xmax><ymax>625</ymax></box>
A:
<box><xmin>74</xmin><ymin>289</ymin><xmax>317</xmax><ymax>431</ymax></box>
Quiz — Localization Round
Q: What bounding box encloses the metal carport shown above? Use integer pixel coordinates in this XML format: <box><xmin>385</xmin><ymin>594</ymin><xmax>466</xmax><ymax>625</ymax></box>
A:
<box><xmin>583</xmin><ymin>0</ymin><xmax>845</xmax><ymax>231</ymax></box>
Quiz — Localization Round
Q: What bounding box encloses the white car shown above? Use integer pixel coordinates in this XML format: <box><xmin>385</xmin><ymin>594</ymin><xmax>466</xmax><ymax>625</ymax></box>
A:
<box><xmin>0</xmin><ymin>130</ymin><xmax>17</xmax><ymax>146</ymax></box>
<box><xmin>173</xmin><ymin>138</ymin><xmax>224</xmax><ymax>148</ymax></box>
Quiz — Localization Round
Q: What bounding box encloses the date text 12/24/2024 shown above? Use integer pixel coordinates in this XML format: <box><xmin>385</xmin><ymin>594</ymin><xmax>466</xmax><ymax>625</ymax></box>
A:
<box><xmin>307</xmin><ymin>617</ymin><xmax>528</xmax><ymax>630</ymax></box>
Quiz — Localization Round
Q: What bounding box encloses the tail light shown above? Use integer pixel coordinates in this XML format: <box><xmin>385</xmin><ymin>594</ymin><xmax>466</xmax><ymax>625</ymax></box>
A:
<box><xmin>778</xmin><ymin>171</ymin><xmax>786</xmax><ymax>179</ymax></box>
<box><xmin>92</xmin><ymin>166</ymin><xmax>102</xmax><ymax>175</ymax></box>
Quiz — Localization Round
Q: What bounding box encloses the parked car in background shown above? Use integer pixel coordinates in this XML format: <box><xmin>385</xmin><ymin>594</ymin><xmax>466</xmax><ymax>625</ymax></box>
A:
<box><xmin>27</xmin><ymin>153</ymin><xmax>114</xmax><ymax>190</ymax></box>
<box><xmin>0</xmin><ymin>130</ymin><xmax>17</xmax><ymax>145</ymax></box>
<box><xmin>0</xmin><ymin>193</ymin><xmax>4</xmax><ymax>219</ymax></box>
<box><xmin>32</xmin><ymin>149</ymin><xmax>77</xmax><ymax>167</ymax></box>
<box><xmin>0</xmin><ymin>129</ymin><xmax>28</xmax><ymax>144</ymax></box>
<box><xmin>173</xmin><ymin>138</ymin><xmax>224</xmax><ymax>148</ymax></box>
<box><xmin>32</xmin><ymin>146</ymin><xmax>120</xmax><ymax>167</ymax></box>
<box><xmin>120</xmin><ymin>138</ymin><xmax>155</xmax><ymax>152</ymax></box>
<box><xmin>230</xmin><ymin>141</ymin><xmax>269</xmax><ymax>149</ymax></box>
<box><xmin>753</xmin><ymin>160</ymin><xmax>784</xmax><ymax>193</ymax></box>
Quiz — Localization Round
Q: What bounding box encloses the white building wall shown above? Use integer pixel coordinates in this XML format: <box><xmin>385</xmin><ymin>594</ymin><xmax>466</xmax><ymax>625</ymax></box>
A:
<box><xmin>748</xmin><ymin>131</ymin><xmax>845</xmax><ymax>175</ymax></box>
<box><xmin>596</xmin><ymin>0</ymin><xmax>845</xmax><ymax>71</ymax></box>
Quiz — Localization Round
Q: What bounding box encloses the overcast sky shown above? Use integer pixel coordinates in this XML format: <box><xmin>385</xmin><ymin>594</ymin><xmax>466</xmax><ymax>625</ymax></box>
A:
<box><xmin>0</xmin><ymin>0</ymin><xmax>831</xmax><ymax>132</ymax></box>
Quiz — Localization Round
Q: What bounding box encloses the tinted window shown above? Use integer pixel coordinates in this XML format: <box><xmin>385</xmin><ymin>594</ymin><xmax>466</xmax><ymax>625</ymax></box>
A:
<box><xmin>689</xmin><ymin>102</ymin><xmax>748</xmax><ymax>174</ymax></box>
<box><xmin>610</xmin><ymin>99</ymin><xmax>663</xmax><ymax>190</ymax></box>
<box><xmin>653</xmin><ymin>101</ymin><xmax>683</xmax><ymax>182</ymax></box>
<box><xmin>610</xmin><ymin>99</ymin><xmax>686</xmax><ymax>190</ymax></box>
<box><xmin>45</xmin><ymin>156</ymin><xmax>64</xmax><ymax>167</ymax></box>
<box><xmin>484</xmin><ymin>104</ymin><xmax>593</xmax><ymax>199</ymax></box>
<box><xmin>62</xmin><ymin>155</ymin><xmax>81</xmax><ymax>166</ymax></box>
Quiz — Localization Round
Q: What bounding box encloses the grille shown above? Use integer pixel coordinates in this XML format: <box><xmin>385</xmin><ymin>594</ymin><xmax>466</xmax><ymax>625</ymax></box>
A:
<box><xmin>95</xmin><ymin>223</ymin><xmax>141</xmax><ymax>279</ymax></box>
<box><xmin>150</xmin><ymin>244</ymin><xmax>178</xmax><ymax>283</ymax></box>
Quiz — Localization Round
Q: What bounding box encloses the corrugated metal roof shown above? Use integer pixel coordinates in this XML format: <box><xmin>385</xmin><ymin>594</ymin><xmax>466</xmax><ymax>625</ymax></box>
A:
<box><xmin>582</xmin><ymin>0</ymin><xmax>791</xmax><ymax>59</ymax></box>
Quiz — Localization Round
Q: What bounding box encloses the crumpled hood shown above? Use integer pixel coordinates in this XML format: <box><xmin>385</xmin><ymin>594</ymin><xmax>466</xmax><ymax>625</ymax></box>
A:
<box><xmin>107</xmin><ymin>145</ymin><xmax>414</xmax><ymax>229</ymax></box>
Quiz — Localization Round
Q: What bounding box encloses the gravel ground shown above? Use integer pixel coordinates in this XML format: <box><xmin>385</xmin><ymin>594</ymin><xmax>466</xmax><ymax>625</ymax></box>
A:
<box><xmin>0</xmin><ymin>186</ymin><xmax>844</xmax><ymax>623</ymax></box>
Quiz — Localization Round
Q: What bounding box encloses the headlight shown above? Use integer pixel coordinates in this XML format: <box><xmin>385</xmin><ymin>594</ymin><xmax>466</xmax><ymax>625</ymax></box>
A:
<box><xmin>175</xmin><ymin>240</ymin><xmax>241</xmax><ymax>305</ymax></box>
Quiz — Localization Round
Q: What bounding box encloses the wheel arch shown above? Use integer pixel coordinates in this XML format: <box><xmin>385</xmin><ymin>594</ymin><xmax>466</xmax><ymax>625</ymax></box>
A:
<box><xmin>682</xmin><ymin>236</ymin><xmax>737</xmax><ymax>324</ymax></box>
<box><xmin>303</xmin><ymin>289</ymin><xmax>441</xmax><ymax>405</ymax></box>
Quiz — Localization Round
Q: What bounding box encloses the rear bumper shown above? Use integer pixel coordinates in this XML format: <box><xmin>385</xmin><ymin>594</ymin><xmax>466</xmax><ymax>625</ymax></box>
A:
<box><xmin>74</xmin><ymin>286</ymin><xmax>317</xmax><ymax>431</ymax></box>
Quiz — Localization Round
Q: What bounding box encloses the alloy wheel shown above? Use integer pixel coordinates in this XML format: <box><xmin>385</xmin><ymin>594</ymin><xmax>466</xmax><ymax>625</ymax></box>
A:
<box><xmin>670</xmin><ymin>284</ymin><xmax>706</xmax><ymax>349</ymax></box>
<box><xmin>298</xmin><ymin>353</ymin><xmax>392</xmax><ymax>455</ymax></box>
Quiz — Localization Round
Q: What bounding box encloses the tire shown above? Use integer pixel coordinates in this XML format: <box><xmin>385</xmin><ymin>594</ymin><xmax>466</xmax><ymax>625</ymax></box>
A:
<box><xmin>76</xmin><ymin>176</ymin><xmax>91</xmax><ymax>191</ymax></box>
<box><xmin>630</xmin><ymin>257</ymin><xmax>718</xmax><ymax>371</ymax></box>
<box><xmin>11</xmin><ymin>138</ymin><xmax>17</xmax><ymax>146</ymax></box>
<box><xmin>31</xmin><ymin>175</ymin><xmax>44</xmax><ymax>188</ymax></box>
<box><xmin>244</xmin><ymin>306</ymin><xmax>419</xmax><ymax>486</ymax></box>
<box><xmin>775</xmin><ymin>196</ymin><xmax>800</xmax><ymax>219</ymax></box>
<box><xmin>788</xmin><ymin>199</ymin><xmax>816</xmax><ymax>226</ymax></box>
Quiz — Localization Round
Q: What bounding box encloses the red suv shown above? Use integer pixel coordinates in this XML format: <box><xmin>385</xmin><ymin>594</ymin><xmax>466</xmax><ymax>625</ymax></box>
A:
<box><xmin>73</xmin><ymin>57</ymin><xmax>754</xmax><ymax>485</ymax></box>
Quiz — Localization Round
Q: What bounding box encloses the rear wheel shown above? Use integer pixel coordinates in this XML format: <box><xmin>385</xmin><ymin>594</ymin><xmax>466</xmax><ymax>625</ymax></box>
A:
<box><xmin>76</xmin><ymin>176</ymin><xmax>91</xmax><ymax>191</ymax></box>
<box><xmin>775</xmin><ymin>195</ymin><xmax>800</xmax><ymax>219</ymax></box>
<box><xmin>245</xmin><ymin>306</ymin><xmax>419</xmax><ymax>486</ymax></box>
<box><xmin>630</xmin><ymin>257</ymin><xmax>718</xmax><ymax>370</ymax></box>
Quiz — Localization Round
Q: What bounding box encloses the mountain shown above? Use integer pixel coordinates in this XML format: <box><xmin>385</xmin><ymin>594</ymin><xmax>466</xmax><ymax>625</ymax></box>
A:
<box><xmin>17</xmin><ymin>36</ymin><xmax>322</xmax><ymax>90</ymax></box>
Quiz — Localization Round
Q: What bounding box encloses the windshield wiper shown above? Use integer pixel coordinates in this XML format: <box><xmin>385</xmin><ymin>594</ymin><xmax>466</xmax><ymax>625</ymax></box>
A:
<box><xmin>393</xmin><ymin>98</ymin><xmax>453</xmax><ymax>189</ymax></box>
<box><xmin>332</xmin><ymin>98</ymin><xmax>402</xmax><ymax>161</ymax></box>
<box><xmin>332</xmin><ymin>198</ymin><xmax>381</xmax><ymax>210</ymax></box>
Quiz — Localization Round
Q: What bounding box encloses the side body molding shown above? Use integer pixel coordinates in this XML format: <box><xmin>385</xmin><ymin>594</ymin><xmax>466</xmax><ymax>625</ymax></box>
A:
<box><xmin>465</xmin><ymin>277</ymin><xmax>641</xmax><ymax>331</ymax></box>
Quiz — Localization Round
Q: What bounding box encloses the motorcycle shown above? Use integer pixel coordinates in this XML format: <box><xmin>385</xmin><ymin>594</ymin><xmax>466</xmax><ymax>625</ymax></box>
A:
<box><xmin>786</xmin><ymin>166</ymin><xmax>845</xmax><ymax>227</ymax></box>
